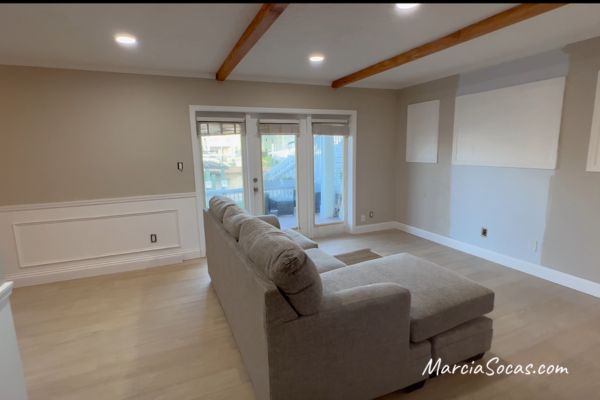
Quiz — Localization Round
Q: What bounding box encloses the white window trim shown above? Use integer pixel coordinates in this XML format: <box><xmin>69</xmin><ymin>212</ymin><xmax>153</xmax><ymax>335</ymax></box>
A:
<box><xmin>189</xmin><ymin>105</ymin><xmax>357</xmax><ymax>252</ymax></box>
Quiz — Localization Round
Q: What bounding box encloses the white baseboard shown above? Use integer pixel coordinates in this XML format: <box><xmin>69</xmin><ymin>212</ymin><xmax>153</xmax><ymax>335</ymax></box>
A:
<box><xmin>350</xmin><ymin>220</ymin><xmax>600</xmax><ymax>298</ymax></box>
<box><xmin>6</xmin><ymin>249</ymin><xmax>201</xmax><ymax>287</ymax></box>
<box><xmin>350</xmin><ymin>221</ymin><xmax>400</xmax><ymax>234</ymax></box>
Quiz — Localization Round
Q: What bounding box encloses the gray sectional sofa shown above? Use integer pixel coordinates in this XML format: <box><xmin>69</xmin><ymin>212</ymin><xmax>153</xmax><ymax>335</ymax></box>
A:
<box><xmin>204</xmin><ymin>196</ymin><xmax>494</xmax><ymax>400</ymax></box>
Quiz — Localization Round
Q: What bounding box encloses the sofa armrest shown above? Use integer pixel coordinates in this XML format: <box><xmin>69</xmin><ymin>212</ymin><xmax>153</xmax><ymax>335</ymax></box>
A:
<box><xmin>256</xmin><ymin>214</ymin><xmax>280</xmax><ymax>229</ymax></box>
<box><xmin>267</xmin><ymin>283</ymin><xmax>412</xmax><ymax>400</ymax></box>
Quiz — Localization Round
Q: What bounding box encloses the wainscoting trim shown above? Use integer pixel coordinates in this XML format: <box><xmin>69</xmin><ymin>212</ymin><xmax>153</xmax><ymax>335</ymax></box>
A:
<box><xmin>6</xmin><ymin>249</ymin><xmax>201</xmax><ymax>288</ymax></box>
<box><xmin>0</xmin><ymin>192</ymin><xmax>197</xmax><ymax>213</ymax></box>
<box><xmin>0</xmin><ymin>193</ymin><xmax>202</xmax><ymax>287</ymax></box>
<box><xmin>12</xmin><ymin>209</ymin><xmax>182</xmax><ymax>268</ymax></box>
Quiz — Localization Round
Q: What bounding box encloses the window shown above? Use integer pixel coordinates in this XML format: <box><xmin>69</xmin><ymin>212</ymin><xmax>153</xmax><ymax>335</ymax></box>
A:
<box><xmin>199</xmin><ymin>121</ymin><xmax>245</xmax><ymax>208</ymax></box>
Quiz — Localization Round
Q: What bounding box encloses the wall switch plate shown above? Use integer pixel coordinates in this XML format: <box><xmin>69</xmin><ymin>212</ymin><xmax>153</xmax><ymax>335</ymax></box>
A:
<box><xmin>481</xmin><ymin>227</ymin><xmax>488</xmax><ymax>238</ymax></box>
<box><xmin>360</xmin><ymin>215</ymin><xmax>366</xmax><ymax>223</ymax></box>
<box><xmin>177</xmin><ymin>162</ymin><xmax>183</xmax><ymax>172</ymax></box>
<box><xmin>150</xmin><ymin>234</ymin><xmax>157</xmax><ymax>243</ymax></box>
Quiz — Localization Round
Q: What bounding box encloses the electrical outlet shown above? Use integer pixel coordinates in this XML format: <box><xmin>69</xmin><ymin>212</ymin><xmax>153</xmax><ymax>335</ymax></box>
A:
<box><xmin>150</xmin><ymin>234</ymin><xmax>158</xmax><ymax>243</ymax></box>
<box><xmin>177</xmin><ymin>162</ymin><xmax>184</xmax><ymax>172</ymax></box>
<box><xmin>480</xmin><ymin>227</ymin><xmax>488</xmax><ymax>238</ymax></box>
<box><xmin>360</xmin><ymin>215</ymin><xmax>366</xmax><ymax>223</ymax></box>
<box><xmin>369</xmin><ymin>211</ymin><xmax>374</xmax><ymax>218</ymax></box>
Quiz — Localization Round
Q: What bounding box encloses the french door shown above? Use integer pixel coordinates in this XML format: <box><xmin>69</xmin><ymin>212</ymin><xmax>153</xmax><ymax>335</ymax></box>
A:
<box><xmin>197</xmin><ymin>114</ymin><xmax>349</xmax><ymax>237</ymax></box>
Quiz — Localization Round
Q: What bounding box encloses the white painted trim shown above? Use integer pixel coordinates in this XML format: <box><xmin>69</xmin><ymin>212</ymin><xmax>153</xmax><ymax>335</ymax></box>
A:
<box><xmin>5</xmin><ymin>249</ymin><xmax>201</xmax><ymax>288</ymax></box>
<box><xmin>394</xmin><ymin>222</ymin><xmax>600</xmax><ymax>299</ymax></box>
<box><xmin>349</xmin><ymin>221</ymin><xmax>399</xmax><ymax>234</ymax></box>
<box><xmin>0</xmin><ymin>192</ymin><xmax>196</xmax><ymax>213</ymax></box>
<box><xmin>12</xmin><ymin>209</ymin><xmax>181</xmax><ymax>268</ymax></box>
<box><xmin>586</xmin><ymin>70</ymin><xmax>600</xmax><ymax>172</ymax></box>
<box><xmin>348</xmin><ymin>220</ymin><xmax>600</xmax><ymax>298</ymax></box>
<box><xmin>0</xmin><ymin>282</ymin><xmax>14</xmax><ymax>309</ymax></box>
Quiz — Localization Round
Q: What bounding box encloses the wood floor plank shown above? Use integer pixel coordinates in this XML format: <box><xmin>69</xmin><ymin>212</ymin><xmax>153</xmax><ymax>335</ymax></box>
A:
<box><xmin>11</xmin><ymin>230</ymin><xmax>600</xmax><ymax>399</ymax></box>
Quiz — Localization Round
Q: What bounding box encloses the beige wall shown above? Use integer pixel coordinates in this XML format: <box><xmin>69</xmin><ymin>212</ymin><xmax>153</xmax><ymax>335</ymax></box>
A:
<box><xmin>541</xmin><ymin>38</ymin><xmax>600</xmax><ymax>282</ymax></box>
<box><xmin>0</xmin><ymin>66</ymin><xmax>398</xmax><ymax>225</ymax></box>
<box><xmin>395</xmin><ymin>76</ymin><xmax>458</xmax><ymax>236</ymax></box>
<box><xmin>396</xmin><ymin>37</ymin><xmax>600</xmax><ymax>283</ymax></box>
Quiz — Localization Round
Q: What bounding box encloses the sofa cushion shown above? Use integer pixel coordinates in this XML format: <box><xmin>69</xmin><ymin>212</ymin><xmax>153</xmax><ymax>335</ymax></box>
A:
<box><xmin>320</xmin><ymin>253</ymin><xmax>494</xmax><ymax>342</ymax></box>
<box><xmin>305</xmin><ymin>248</ymin><xmax>346</xmax><ymax>274</ymax></box>
<box><xmin>208</xmin><ymin>195</ymin><xmax>236</xmax><ymax>222</ymax></box>
<box><xmin>257</xmin><ymin>214</ymin><xmax>281</xmax><ymax>229</ymax></box>
<box><xmin>239</xmin><ymin>218</ymin><xmax>322</xmax><ymax>315</ymax></box>
<box><xmin>283</xmin><ymin>229</ymin><xmax>318</xmax><ymax>250</ymax></box>
<box><xmin>222</xmin><ymin>206</ymin><xmax>253</xmax><ymax>240</ymax></box>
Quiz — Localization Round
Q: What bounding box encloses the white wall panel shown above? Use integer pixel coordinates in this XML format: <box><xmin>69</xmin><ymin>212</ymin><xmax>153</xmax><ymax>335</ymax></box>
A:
<box><xmin>587</xmin><ymin>71</ymin><xmax>600</xmax><ymax>172</ymax></box>
<box><xmin>14</xmin><ymin>210</ymin><xmax>180</xmax><ymax>268</ymax></box>
<box><xmin>0</xmin><ymin>193</ymin><xmax>201</xmax><ymax>287</ymax></box>
<box><xmin>453</xmin><ymin>77</ymin><xmax>565</xmax><ymax>169</ymax></box>
<box><xmin>406</xmin><ymin>100</ymin><xmax>440</xmax><ymax>163</ymax></box>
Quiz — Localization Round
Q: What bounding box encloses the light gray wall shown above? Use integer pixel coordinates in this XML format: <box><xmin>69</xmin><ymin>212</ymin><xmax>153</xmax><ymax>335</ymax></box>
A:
<box><xmin>541</xmin><ymin>38</ymin><xmax>600</xmax><ymax>282</ymax></box>
<box><xmin>0</xmin><ymin>66</ymin><xmax>398</xmax><ymax>225</ymax></box>
<box><xmin>397</xmin><ymin>40</ymin><xmax>600</xmax><ymax>282</ymax></box>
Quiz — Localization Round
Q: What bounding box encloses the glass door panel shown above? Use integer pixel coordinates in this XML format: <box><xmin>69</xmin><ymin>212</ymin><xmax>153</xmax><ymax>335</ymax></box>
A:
<box><xmin>261</xmin><ymin>135</ymin><xmax>298</xmax><ymax>229</ymax></box>
<box><xmin>201</xmin><ymin>133</ymin><xmax>245</xmax><ymax>208</ymax></box>
<box><xmin>314</xmin><ymin>135</ymin><xmax>345</xmax><ymax>225</ymax></box>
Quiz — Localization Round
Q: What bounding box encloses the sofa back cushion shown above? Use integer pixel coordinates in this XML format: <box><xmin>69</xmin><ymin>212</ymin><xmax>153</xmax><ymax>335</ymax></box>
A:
<box><xmin>239</xmin><ymin>218</ymin><xmax>322</xmax><ymax>315</ymax></box>
<box><xmin>223</xmin><ymin>205</ymin><xmax>253</xmax><ymax>240</ymax></box>
<box><xmin>208</xmin><ymin>195</ymin><xmax>236</xmax><ymax>222</ymax></box>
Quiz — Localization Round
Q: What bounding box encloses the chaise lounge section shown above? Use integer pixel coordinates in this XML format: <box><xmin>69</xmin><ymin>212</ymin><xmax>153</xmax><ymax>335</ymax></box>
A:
<box><xmin>204</xmin><ymin>196</ymin><xmax>494</xmax><ymax>400</ymax></box>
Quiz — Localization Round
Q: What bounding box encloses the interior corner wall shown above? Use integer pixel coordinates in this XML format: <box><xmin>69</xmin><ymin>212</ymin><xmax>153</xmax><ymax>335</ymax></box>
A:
<box><xmin>397</xmin><ymin>39</ymin><xmax>600</xmax><ymax>283</ymax></box>
<box><xmin>541</xmin><ymin>37</ymin><xmax>600</xmax><ymax>283</ymax></box>
<box><xmin>396</xmin><ymin>76</ymin><xmax>459</xmax><ymax>237</ymax></box>
<box><xmin>0</xmin><ymin>66</ymin><xmax>398</xmax><ymax>226</ymax></box>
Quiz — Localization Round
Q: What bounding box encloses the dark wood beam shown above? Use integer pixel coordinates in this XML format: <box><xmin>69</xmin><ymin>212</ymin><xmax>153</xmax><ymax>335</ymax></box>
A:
<box><xmin>331</xmin><ymin>3</ymin><xmax>567</xmax><ymax>89</ymax></box>
<box><xmin>216</xmin><ymin>3</ymin><xmax>288</xmax><ymax>81</ymax></box>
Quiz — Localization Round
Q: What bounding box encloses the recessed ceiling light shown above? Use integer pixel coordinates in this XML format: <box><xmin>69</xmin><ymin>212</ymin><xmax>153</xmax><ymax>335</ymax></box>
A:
<box><xmin>114</xmin><ymin>34</ymin><xmax>137</xmax><ymax>47</ymax></box>
<box><xmin>395</xmin><ymin>3</ymin><xmax>420</xmax><ymax>10</ymax></box>
<box><xmin>309</xmin><ymin>54</ymin><xmax>325</xmax><ymax>63</ymax></box>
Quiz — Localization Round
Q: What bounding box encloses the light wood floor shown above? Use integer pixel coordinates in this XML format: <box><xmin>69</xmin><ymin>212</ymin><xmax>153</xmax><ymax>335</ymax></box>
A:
<box><xmin>11</xmin><ymin>230</ymin><xmax>600</xmax><ymax>400</ymax></box>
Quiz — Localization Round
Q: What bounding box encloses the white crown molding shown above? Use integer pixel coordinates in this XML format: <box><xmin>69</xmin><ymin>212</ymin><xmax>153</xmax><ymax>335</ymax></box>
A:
<box><xmin>0</xmin><ymin>192</ymin><xmax>197</xmax><ymax>213</ymax></box>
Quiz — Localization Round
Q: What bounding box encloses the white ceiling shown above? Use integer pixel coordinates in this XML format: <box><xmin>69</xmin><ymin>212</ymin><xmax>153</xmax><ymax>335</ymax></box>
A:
<box><xmin>1</xmin><ymin>4</ymin><xmax>600</xmax><ymax>89</ymax></box>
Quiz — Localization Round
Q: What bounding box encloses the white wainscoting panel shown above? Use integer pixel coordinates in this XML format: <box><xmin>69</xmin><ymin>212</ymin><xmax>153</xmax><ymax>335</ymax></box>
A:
<box><xmin>406</xmin><ymin>100</ymin><xmax>440</xmax><ymax>163</ymax></box>
<box><xmin>587</xmin><ymin>70</ymin><xmax>600</xmax><ymax>172</ymax></box>
<box><xmin>453</xmin><ymin>77</ymin><xmax>565</xmax><ymax>169</ymax></box>
<box><xmin>0</xmin><ymin>193</ymin><xmax>202</xmax><ymax>287</ymax></box>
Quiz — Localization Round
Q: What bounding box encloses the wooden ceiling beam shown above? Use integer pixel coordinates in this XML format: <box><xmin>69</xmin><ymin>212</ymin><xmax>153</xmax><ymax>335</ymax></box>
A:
<box><xmin>331</xmin><ymin>3</ymin><xmax>567</xmax><ymax>89</ymax></box>
<box><xmin>216</xmin><ymin>3</ymin><xmax>288</xmax><ymax>81</ymax></box>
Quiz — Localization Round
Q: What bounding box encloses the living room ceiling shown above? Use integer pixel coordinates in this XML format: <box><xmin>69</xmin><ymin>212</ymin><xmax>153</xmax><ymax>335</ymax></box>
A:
<box><xmin>1</xmin><ymin>3</ymin><xmax>600</xmax><ymax>89</ymax></box>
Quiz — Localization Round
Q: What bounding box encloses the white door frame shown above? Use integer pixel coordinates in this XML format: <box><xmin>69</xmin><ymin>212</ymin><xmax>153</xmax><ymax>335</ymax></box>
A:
<box><xmin>189</xmin><ymin>105</ymin><xmax>357</xmax><ymax>255</ymax></box>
